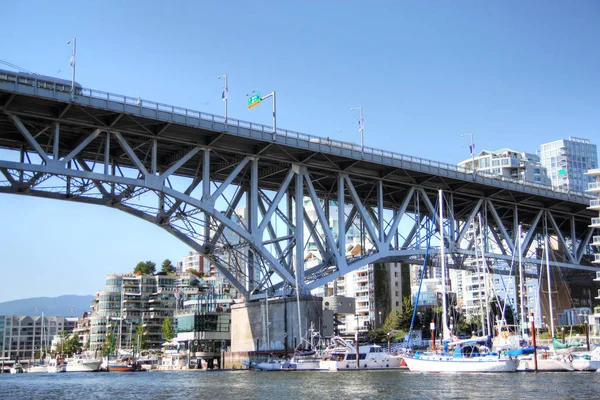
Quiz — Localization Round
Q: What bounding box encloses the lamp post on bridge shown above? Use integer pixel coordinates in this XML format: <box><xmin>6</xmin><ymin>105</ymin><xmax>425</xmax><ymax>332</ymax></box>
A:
<box><xmin>217</xmin><ymin>74</ymin><xmax>228</xmax><ymax>125</ymax></box>
<box><xmin>66</xmin><ymin>38</ymin><xmax>76</xmax><ymax>100</ymax></box>
<box><xmin>350</xmin><ymin>106</ymin><xmax>364</xmax><ymax>153</ymax></box>
<box><xmin>461</xmin><ymin>133</ymin><xmax>475</xmax><ymax>176</ymax></box>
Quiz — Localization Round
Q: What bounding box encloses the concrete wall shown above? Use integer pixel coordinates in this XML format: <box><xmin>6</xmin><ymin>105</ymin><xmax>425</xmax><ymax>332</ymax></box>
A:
<box><xmin>231</xmin><ymin>295</ymin><xmax>323</xmax><ymax>353</ymax></box>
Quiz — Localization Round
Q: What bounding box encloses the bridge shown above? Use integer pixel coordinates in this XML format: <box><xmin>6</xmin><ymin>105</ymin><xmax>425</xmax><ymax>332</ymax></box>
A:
<box><xmin>0</xmin><ymin>70</ymin><xmax>598</xmax><ymax>302</ymax></box>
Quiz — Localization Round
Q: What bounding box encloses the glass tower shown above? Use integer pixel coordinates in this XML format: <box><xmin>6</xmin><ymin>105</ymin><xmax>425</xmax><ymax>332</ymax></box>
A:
<box><xmin>539</xmin><ymin>137</ymin><xmax>598</xmax><ymax>193</ymax></box>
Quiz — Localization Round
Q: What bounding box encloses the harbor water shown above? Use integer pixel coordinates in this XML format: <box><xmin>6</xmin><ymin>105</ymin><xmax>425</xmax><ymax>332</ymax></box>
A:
<box><xmin>2</xmin><ymin>370</ymin><xmax>600</xmax><ymax>400</ymax></box>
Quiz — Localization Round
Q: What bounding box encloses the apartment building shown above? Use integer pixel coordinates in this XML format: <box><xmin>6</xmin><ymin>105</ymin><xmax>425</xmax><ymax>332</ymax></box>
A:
<box><xmin>540</xmin><ymin>137</ymin><xmax>598</xmax><ymax>193</ymax></box>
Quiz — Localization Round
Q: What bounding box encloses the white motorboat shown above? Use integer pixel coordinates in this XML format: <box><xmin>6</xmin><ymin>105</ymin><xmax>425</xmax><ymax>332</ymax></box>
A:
<box><xmin>47</xmin><ymin>358</ymin><xmax>67</xmax><ymax>373</ymax></box>
<box><xmin>65</xmin><ymin>356</ymin><xmax>102</xmax><ymax>372</ymax></box>
<box><xmin>10</xmin><ymin>363</ymin><xmax>24</xmax><ymax>374</ymax></box>
<box><xmin>26</xmin><ymin>364</ymin><xmax>48</xmax><ymax>373</ymax></box>
<box><xmin>319</xmin><ymin>336</ymin><xmax>402</xmax><ymax>371</ymax></box>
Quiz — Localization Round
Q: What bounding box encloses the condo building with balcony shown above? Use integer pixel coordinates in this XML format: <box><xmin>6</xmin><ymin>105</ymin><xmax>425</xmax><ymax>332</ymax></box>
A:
<box><xmin>541</xmin><ymin>137</ymin><xmax>598</xmax><ymax>193</ymax></box>
<box><xmin>0</xmin><ymin>315</ymin><xmax>76</xmax><ymax>362</ymax></box>
<box><xmin>458</xmin><ymin>148</ymin><xmax>551</xmax><ymax>185</ymax></box>
<box><xmin>587</xmin><ymin>167</ymin><xmax>600</xmax><ymax>270</ymax></box>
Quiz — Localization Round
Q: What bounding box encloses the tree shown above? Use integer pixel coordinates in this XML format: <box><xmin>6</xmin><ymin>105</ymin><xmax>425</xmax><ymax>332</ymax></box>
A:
<box><xmin>56</xmin><ymin>331</ymin><xmax>81</xmax><ymax>357</ymax></box>
<box><xmin>161</xmin><ymin>317</ymin><xmax>175</xmax><ymax>342</ymax></box>
<box><xmin>160</xmin><ymin>259</ymin><xmax>176</xmax><ymax>275</ymax></box>
<box><xmin>101</xmin><ymin>331</ymin><xmax>114</xmax><ymax>356</ymax></box>
<box><xmin>134</xmin><ymin>260</ymin><xmax>156</xmax><ymax>275</ymax></box>
<box><xmin>382</xmin><ymin>310</ymin><xmax>401</xmax><ymax>333</ymax></box>
<box><xmin>398</xmin><ymin>296</ymin><xmax>415</xmax><ymax>331</ymax></box>
<box><xmin>132</xmin><ymin>324</ymin><xmax>148</xmax><ymax>351</ymax></box>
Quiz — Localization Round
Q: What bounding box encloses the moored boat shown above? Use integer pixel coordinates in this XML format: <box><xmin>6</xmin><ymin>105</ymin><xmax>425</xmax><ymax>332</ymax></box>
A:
<box><xmin>47</xmin><ymin>358</ymin><xmax>66</xmax><ymax>373</ymax></box>
<box><xmin>65</xmin><ymin>356</ymin><xmax>102</xmax><ymax>372</ymax></box>
<box><xmin>319</xmin><ymin>336</ymin><xmax>402</xmax><ymax>371</ymax></box>
<box><xmin>10</xmin><ymin>363</ymin><xmax>24</xmax><ymax>374</ymax></box>
<box><xmin>109</xmin><ymin>356</ymin><xmax>143</xmax><ymax>372</ymax></box>
<box><xmin>572</xmin><ymin>346</ymin><xmax>600</xmax><ymax>371</ymax></box>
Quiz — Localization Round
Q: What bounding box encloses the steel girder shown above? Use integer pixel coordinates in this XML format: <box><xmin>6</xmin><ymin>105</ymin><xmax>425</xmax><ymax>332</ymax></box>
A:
<box><xmin>0</xmin><ymin>94</ymin><xmax>598</xmax><ymax>301</ymax></box>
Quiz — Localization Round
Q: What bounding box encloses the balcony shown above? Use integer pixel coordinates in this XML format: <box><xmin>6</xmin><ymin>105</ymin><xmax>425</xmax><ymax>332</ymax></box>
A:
<box><xmin>594</xmin><ymin>271</ymin><xmax>600</xmax><ymax>282</ymax></box>
<box><xmin>591</xmin><ymin>218</ymin><xmax>600</xmax><ymax>228</ymax></box>
<box><xmin>588</xmin><ymin>182</ymin><xmax>600</xmax><ymax>193</ymax></box>
<box><xmin>594</xmin><ymin>254</ymin><xmax>600</xmax><ymax>264</ymax></box>
<box><xmin>589</xmin><ymin>199</ymin><xmax>600</xmax><ymax>210</ymax></box>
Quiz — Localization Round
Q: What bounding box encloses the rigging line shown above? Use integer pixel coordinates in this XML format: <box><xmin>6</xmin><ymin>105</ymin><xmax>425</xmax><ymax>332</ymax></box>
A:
<box><xmin>406</xmin><ymin>195</ymin><xmax>439</xmax><ymax>352</ymax></box>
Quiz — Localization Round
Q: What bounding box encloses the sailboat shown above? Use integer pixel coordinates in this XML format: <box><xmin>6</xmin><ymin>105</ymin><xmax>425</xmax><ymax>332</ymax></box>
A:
<box><xmin>403</xmin><ymin>190</ymin><xmax>519</xmax><ymax>373</ymax></box>
<box><xmin>27</xmin><ymin>312</ymin><xmax>48</xmax><ymax>373</ymax></box>
<box><xmin>516</xmin><ymin>233</ymin><xmax>574</xmax><ymax>372</ymax></box>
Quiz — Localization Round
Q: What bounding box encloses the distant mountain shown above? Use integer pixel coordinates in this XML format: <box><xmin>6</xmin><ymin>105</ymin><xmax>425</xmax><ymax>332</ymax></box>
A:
<box><xmin>0</xmin><ymin>295</ymin><xmax>94</xmax><ymax>317</ymax></box>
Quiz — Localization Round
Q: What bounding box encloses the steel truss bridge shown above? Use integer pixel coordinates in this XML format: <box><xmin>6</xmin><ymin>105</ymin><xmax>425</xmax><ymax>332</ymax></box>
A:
<box><xmin>0</xmin><ymin>71</ymin><xmax>598</xmax><ymax>301</ymax></box>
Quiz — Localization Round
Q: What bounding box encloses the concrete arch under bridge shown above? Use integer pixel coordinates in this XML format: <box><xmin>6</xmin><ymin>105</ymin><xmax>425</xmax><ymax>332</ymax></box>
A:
<box><xmin>0</xmin><ymin>73</ymin><xmax>598</xmax><ymax>304</ymax></box>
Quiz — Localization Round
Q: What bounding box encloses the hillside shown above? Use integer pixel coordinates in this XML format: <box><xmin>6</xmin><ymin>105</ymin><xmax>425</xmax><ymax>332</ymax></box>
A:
<box><xmin>0</xmin><ymin>295</ymin><xmax>94</xmax><ymax>317</ymax></box>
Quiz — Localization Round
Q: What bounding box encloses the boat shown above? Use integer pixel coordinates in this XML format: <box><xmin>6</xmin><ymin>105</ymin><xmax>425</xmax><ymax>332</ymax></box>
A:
<box><xmin>26</xmin><ymin>363</ymin><xmax>48</xmax><ymax>373</ymax></box>
<box><xmin>10</xmin><ymin>363</ymin><xmax>25</xmax><ymax>374</ymax></box>
<box><xmin>65</xmin><ymin>355</ymin><xmax>102</xmax><ymax>372</ymax></box>
<box><xmin>516</xmin><ymin>348</ymin><xmax>574</xmax><ymax>372</ymax></box>
<box><xmin>572</xmin><ymin>346</ymin><xmax>600</xmax><ymax>371</ymax></box>
<box><xmin>319</xmin><ymin>336</ymin><xmax>402</xmax><ymax>370</ymax></box>
<box><xmin>403</xmin><ymin>340</ymin><xmax>520</xmax><ymax>373</ymax></box>
<box><xmin>403</xmin><ymin>191</ymin><xmax>518</xmax><ymax>373</ymax></box>
<box><xmin>109</xmin><ymin>356</ymin><xmax>143</xmax><ymax>372</ymax></box>
<box><xmin>47</xmin><ymin>358</ymin><xmax>67</xmax><ymax>373</ymax></box>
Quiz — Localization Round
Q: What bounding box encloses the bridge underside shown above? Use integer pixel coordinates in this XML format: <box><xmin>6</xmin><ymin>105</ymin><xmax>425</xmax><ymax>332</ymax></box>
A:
<box><xmin>0</xmin><ymin>82</ymin><xmax>598</xmax><ymax>301</ymax></box>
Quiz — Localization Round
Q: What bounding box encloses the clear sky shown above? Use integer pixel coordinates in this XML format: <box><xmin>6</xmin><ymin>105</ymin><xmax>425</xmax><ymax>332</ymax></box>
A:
<box><xmin>0</xmin><ymin>1</ymin><xmax>598</xmax><ymax>302</ymax></box>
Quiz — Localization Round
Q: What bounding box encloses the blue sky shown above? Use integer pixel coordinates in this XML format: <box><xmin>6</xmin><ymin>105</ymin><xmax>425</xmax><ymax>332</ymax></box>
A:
<box><xmin>1</xmin><ymin>1</ymin><xmax>599</xmax><ymax>302</ymax></box>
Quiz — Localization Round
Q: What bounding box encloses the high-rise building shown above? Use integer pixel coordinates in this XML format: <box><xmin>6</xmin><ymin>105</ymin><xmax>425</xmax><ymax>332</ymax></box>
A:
<box><xmin>540</xmin><ymin>137</ymin><xmax>598</xmax><ymax>193</ymax></box>
<box><xmin>458</xmin><ymin>148</ymin><xmax>551</xmax><ymax>185</ymax></box>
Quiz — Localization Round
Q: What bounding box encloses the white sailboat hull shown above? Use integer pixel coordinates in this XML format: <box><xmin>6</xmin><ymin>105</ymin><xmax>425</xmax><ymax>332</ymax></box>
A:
<box><xmin>404</xmin><ymin>356</ymin><xmax>519</xmax><ymax>373</ymax></box>
<box><xmin>26</xmin><ymin>365</ymin><xmax>48</xmax><ymax>373</ymax></box>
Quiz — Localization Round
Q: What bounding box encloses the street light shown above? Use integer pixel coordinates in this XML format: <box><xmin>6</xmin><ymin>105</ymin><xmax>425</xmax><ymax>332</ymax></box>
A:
<box><xmin>350</xmin><ymin>107</ymin><xmax>364</xmax><ymax>153</ymax></box>
<box><xmin>378</xmin><ymin>311</ymin><xmax>382</xmax><ymax>327</ymax></box>
<box><xmin>217</xmin><ymin>74</ymin><xmax>228</xmax><ymax>124</ymax></box>
<box><xmin>387</xmin><ymin>332</ymin><xmax>391</xmax><ymax>354</ymax></box>
<box><xmin>460</xmin><ymin>134</ymin><xmax>475</xmax><ymax>176</ymax></box>
<box><xmin>66</xmin><ymin>38</ymin><xmax>76</xmax><ymax>100</ymax></box>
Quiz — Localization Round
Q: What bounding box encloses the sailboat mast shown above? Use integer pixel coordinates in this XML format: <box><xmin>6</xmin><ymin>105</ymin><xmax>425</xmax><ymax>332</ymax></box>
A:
<box><xmin>476</xmin><ymin>214</ymin><xmax>486</xmax><ymax>337</ymax></box>
<box><xmin>438</xmin><ymin>189</ymin><xmax>451</xmax><ymax>341</ymax></box>
<box><xmin>545</xmin><ymin>234</ymin><xmax>555</xmax><ymax>337</ymax></box>
<box><xmin>518</xmin><ymin>224</ymin><xmax>526</xmax><ymax>338</ymax></box>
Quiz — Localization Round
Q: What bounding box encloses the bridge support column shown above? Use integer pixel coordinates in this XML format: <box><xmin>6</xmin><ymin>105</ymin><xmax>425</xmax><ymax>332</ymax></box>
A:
<box><xmin>230</xmin><ymin>296</ymin><xmax>323</xmax><ymax>354</ymax></box>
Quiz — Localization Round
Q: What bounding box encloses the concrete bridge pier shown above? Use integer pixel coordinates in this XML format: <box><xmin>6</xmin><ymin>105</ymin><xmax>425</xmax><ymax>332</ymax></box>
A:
<box><xmin>230</xmin><ymin>295</ymin><xmax>323</xmax><ymax>356</ymax></box>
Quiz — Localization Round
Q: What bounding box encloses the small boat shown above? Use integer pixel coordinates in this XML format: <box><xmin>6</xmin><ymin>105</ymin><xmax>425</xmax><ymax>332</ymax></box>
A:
<box><xmin>109</xmin><ymin>356</ymin><xmax>143</xmax><ymax>372</ymax></box>
<box><xmin>47</xmin><ymin>358</ymin><xmax>67</xmax><ymax>373</ymax></box>
<box><xmin>65</xmin><ymin>356</ymin><xmax>102</xmax><ymax>372</ymax></box>
<box><xmin>319</xmin><ymin>336</ymin><xmax>402</xmax><ymax>371</ymax></box>
<box><xmin>572</xmin><ymin>346</ymin><xmax>600</xmax><ymax>371</ymax></box>
<box><xmin>26</xmin><ymin>363</ymin><xmax>48</xmax><ymax>373</ymax></box>
<box><xmin>516</xmin><ymin>348</ymin><xmax>574</xmax><ymax>372</ymax></box>
<box><xmin>10</xmin><ymin>363</ymin><xmax>25</xmax><ymax>374</ymax></box>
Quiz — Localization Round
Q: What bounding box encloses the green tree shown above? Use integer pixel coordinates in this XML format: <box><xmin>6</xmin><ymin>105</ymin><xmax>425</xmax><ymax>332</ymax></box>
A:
<box><xmin>101</xmin><ymin>331</ymin><xmax>114</xmax><ymax>356</ymax></box>
<box><xmin>382</xmin><ymin>310</ymin><xmax>400</xmax><ymax>333</ymax></box>
<box><xmin>161</xmin><ymin>317</ymin><xmax>175</xmax><ymax>342</ymax></box>
<box><xmin>132</xmin><ymin>324</ymin><xmax>148</xmax><ymax>351</ymax></box>
<box><xmin>134</xmin><ymin>260</ymin><xmax>156</xmax><ymax>275</ymax></box>
<box><xmin>160</xmin><ymin>259</ymin><xmax>176</xmax><ymax>275</ymax></box>
<box><xmin>398</xmin><ymin>297</ymin><xmax>415</xmax><ymax>330</ymax></box>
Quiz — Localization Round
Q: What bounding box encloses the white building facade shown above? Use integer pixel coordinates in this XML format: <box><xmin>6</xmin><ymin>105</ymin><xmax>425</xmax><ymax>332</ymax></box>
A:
<box><xmin>540</xmin><ymin>137</ymin><xmax>598</xmax><ymax>193</ymax></box>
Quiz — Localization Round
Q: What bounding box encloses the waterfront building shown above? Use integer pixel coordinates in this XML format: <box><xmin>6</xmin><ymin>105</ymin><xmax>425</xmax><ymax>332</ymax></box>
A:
<box><xmin>0</xmin><ymin>315</ymin><xmax>76</xmax><ymax>361</ymax></box>
<box><xmin>540</xmin><ymin>137</ymin><xmax>598</xmax><ymax>193</ymax></box>
<box><xmin>587</xmin><ymin>167</ymin><xmax>600</xmax><ymax>335</ymax></box>
<box><xmin>88</xmin><ymin>273</ymin><xmax>179</xmax><ymax>353</ymax></box>
<box><xmin>171</xmin><ymin>275</ymin><xmax>232</xmax><ymax>369</ymax></box>
<box><xmin>458</xmin><ymin>148</ymin><xmax>551</xmax><ymax>185</ymax></box>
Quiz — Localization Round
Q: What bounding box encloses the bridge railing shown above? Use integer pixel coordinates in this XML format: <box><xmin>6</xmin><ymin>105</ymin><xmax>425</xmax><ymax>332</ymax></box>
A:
<box><xmin>0</xmin><ymin>70</ymin><xmax>592</xmax><ymax>200</ymax></box>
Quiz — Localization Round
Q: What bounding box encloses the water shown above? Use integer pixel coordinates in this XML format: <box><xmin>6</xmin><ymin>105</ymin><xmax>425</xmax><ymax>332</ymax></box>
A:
<box><xmin>2</xmin><ymin>370</ymin><xmax>600</xmax><ymax>400</ymax></box>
